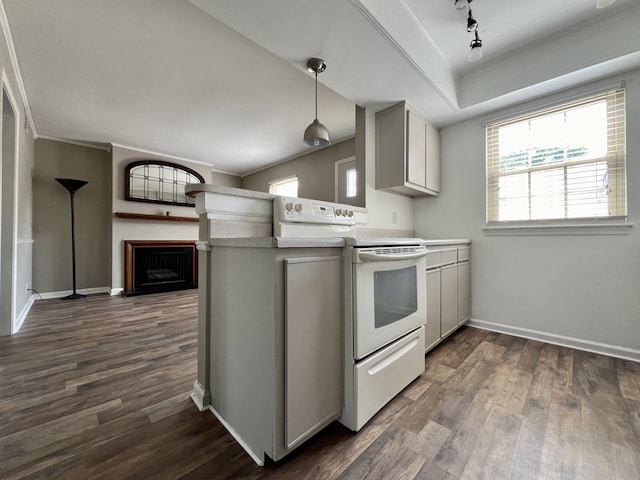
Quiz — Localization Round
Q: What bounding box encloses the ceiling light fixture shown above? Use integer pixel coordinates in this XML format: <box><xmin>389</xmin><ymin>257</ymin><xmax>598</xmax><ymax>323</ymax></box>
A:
<box><xmin>303</xmin><ymin>57</ymin><xmax>330</xmax><ymax>148</ymax></box>
<box><xmin>456</xmin><ymin>0</ymin><xmax>483</xmax><ymax>62</ymax></box>
<box><xmin>454</xmin><ymin>0</ymin><xmax>470</xmax><ymax>18</ymax></box>
<box><xmin>596</xmin><ymin>0</ymin><xmax>616</xmax><ymax>8</ymax></box>
<box><xmin>466</xmin><ymin>9</ymin><xmax>478</xmax><ymax>32</ymax></box>
<box><xmin>468</xmin><ymin>31</ymin><xmax>483</xmax><ymax>62</ymax></box>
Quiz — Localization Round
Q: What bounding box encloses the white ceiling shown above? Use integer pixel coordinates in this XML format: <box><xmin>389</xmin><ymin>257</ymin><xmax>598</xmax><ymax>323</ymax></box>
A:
<box><xmin>3</xmin><ymin>0</ymin><xmax>639</xmax><ymax>176</ymax></box>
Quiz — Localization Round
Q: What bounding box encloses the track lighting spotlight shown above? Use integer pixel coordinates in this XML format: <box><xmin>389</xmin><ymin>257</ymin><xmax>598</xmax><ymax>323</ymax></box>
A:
<box><xmin>468</xmin><ymin>31</ymin><xmax>483</xmax><ymax>62</ymax></box>
<box><xmin>467</xmin><ymin>10</ymin><xmax>478</xmax><ymax>32</ymax></box>
<box><xmin>454</xmin><ymin>0</ymin><xmax>469</xmax><ymax>18</ymax></box>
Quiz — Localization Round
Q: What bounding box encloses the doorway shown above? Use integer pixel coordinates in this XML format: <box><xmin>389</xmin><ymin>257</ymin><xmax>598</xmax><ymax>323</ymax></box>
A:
<box><xmin>0</xmin><ymin>85</ymin><xmax>17</xmax><ymax>335</ymax></box>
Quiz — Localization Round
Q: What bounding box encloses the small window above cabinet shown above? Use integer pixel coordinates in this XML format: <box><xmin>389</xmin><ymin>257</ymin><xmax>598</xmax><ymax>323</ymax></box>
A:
<box><xmin>124</xmin><ymin>160</ymin><xmax>205</xmax><ymax>207</ymax></box>
<box><xmin>376</xmin><ymin>101</ymin><xmax>440</xmax><ymax>197</ymax></box>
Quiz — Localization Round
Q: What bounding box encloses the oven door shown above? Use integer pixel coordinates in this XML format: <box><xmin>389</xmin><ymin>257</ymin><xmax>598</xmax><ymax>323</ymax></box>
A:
<box><xmin>353</xmin><ymin>247</ymin><xmax>427</xmax><ymax>360</ymax></box>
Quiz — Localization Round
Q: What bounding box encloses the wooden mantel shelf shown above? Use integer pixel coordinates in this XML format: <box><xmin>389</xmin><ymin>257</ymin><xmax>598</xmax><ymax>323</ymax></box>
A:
<box><xmin>115</xmin><ymin>212</ymin><xmax>199</xmax><ymax>223</ymax></box>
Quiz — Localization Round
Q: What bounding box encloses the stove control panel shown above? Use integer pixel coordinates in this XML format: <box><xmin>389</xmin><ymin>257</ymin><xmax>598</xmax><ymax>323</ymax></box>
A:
<box><xmin>274</xmin><ymin>196</ymin><xmax>356</xmax><ymax>225</ymax></box>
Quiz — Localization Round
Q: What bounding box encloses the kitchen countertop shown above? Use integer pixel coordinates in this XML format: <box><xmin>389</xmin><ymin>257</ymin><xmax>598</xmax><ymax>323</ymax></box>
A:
<box><xmin>421</xmin><ymin>239</ymin><xmax>471</xmax><ymax>246</ymax></box>
<box><xmin>185</xmin><ymin>183</ymin><xmax>275</xmax><ymax>200</ymax></box>
<box><xmin>209</xmin><ymin>237</ymin><xmax>346</xmax><ymax>248</ymax></box>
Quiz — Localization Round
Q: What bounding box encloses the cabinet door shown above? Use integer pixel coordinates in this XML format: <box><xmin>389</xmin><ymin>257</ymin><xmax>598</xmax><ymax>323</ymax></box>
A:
<box><xmin>284</xmin><ymin>256</ymin><xmax>342</xmax><ymax>450</ymax></box>
<box><xmin>406</xmin><ymin>110</ymin><xmax>426</xmax><ymax>188</ymax></box>
<box><xmin>458</xmin><ymin>261</ymin><xmax>471</xmax><ymax>325</ymax></box>
<box><xmin>425</xmin><ymin>268</ymin><xmax>441</xmax><ymax>352</ymax></box>
<box><xmin>425</xmin><ymin>122</ymin><xmax>440</xmax><ymax>193</ymax></box>
<box><xmin>441</xmin><ymin>264</ymin><xmax>458</xmax><ymax>337</ymax></box>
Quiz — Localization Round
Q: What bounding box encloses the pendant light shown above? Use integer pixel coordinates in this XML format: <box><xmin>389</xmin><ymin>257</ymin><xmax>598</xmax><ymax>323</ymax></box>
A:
<box><xmin>303</xmin><ymin>58</ymin><xmax>330</xmax><ymax>148</ymax></box>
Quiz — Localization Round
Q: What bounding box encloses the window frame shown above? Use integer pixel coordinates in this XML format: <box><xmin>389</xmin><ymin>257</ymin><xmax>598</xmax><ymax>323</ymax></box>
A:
<box><xmin>484</xmin><ymin>87</ymin><xmax>630</xmax><ymax>235</ymax></box>
<box><xmin>268</xmin><ymin>175</ymin><xmax>299</xmax><ymax>197</ymax></box>
<box><xmin>124</xmin><ymin>160</ymin><xmax>205</xmax><ymax>207</ymax></box>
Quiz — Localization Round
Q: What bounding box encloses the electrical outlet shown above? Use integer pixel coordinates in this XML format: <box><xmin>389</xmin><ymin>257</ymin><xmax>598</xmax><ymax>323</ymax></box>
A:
<box><xmin>392</xmin><ymin>211</ymin><xmax>398</xmax><ymax>224</ymax></box>
<box><xmin>25</xmin><ymin>283</ymin><xmax>29</xmax><ymax>294</ymax></box>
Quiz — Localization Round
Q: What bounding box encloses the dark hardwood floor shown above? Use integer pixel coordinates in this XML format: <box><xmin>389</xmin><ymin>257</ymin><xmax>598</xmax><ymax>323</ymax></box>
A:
<box><xmin>1</xmin><ymin>291</ymin><xmax>639</xmax><ymax>479</ymax></box>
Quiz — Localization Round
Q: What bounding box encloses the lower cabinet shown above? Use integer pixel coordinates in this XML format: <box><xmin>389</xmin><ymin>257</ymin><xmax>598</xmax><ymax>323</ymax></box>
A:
<box><xmin>207</xmin><ymin>247</ymin><xmax>342</xmax><ymax>464</ymax></box>
<box><xmin>457</xmin><ymin>261</ymin><xmax>471</xmax><ymax>325</ymax></box>
<box><xmin>284</xmin><ymin>256</ymin><xmax>342</xmax><ymax>451</ymax></box>
<box><xmin>440</xmin><ymin>264</ymin><xmax>459</xmax><ymax>337</ymax></box>
<box><xmin>424</xmin><ymin>244</ymin><xmax>471</xmax><ymax>353</ymax></box>
<box><xmin>425</xmin><ymin>269</ymin><xmax>441</xmax><ymax>351</ymax></box>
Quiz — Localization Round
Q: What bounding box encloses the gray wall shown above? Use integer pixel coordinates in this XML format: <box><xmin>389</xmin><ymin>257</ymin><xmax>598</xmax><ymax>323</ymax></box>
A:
<box><xmin>33</xmin><ymin>139</ymin><xmax>111</xmax><ymax>293</ymax></box>
<box><xmin>211</xmin><ymin>170</ymin><xmax>241</xmax><ymax>188</ymax></box>
<box><xmin>242</xmin><ymin>137</ymin><xmax>356</xmax><ymax>203</ymax></box>
<box><xmin>413</xmin><ymin>69</ymin><xmax>640</xmax><ymax>353</ymax></box>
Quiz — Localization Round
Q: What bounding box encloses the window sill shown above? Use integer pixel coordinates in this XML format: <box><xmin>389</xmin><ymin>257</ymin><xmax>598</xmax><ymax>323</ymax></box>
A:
<box><xmin>483</xmin><ymin>221</ymin><xmax>633</xmax><ymax>236</ymax></box>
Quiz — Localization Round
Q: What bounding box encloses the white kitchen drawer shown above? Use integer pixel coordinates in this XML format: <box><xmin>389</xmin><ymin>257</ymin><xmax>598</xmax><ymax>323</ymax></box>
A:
<box><xmin>425</xmin><ymin>250</ymin><xmax>442</xmax><ymax>268</ymax></box>
<box><xmin>441</xmin><ymin>248</ymin><xmax>458</xmax><ymax>265</ymax></box>
<box><xmin>458</xmin><ymin>246</ymin><xmax>470</xmax><ymax>262</ymax></box>
<box><xmin>353</xmin><ymin>326</ymin><xmax>425</xmax><ymax>430</ymax></box>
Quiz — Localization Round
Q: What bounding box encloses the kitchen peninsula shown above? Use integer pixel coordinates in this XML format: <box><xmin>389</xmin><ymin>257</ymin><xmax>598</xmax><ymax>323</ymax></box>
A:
<box><xmin>186</xmin><ymin>184</ymin><xmax>471</xmax><ymax>465</ymax></box>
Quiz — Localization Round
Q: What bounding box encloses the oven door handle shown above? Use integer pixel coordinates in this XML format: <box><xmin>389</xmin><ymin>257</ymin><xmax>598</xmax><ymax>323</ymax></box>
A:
<box><xmin>358</xmin><ymin>250</ymin><xmax>428</xmax><ymax>262</ymax></box>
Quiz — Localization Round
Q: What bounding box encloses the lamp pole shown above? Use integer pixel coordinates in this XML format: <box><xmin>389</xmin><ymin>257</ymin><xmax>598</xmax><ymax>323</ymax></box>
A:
<box><xmin>55</xmin><ymin>178</ymin><xmax>88</xmax><ymax>300</ymax></box>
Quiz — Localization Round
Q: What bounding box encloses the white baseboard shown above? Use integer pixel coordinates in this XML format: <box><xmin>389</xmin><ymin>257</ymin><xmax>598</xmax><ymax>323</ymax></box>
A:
<box><xmin>206</xmin><ymin>405</ymin><xmax>265</xmax><ymax>466</ymax></box>
<box><xmin>468</xmin><ymin>318</ymin><xmax>640</xmax><ymax>363</ymax></box>
<box><xmin>110</xmin><ymin>288</ymin><xmax>124</xmax><ymax>296</ymax></box>
<box><xmin>189</xmin><ymin>382</ymin><xmax>265</xmax><ymax>466</ymax></box>
<box><xmin>189</xmin><ymin>381</ymin><xmax>209</xmax><ymax>412</ymax></box>
<box><xmin>13</xmin><ymin>294</ymin><xmax>35</xmax><ymax>334</ymax></box>
<box><xmin>38</xmin><ymin>286</ymin><xmax>111</xmax><ymax>300</ymax></box>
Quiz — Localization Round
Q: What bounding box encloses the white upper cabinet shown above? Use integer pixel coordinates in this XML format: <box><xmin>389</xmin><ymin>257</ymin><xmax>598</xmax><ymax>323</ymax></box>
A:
<box><xmin>376</xmin><ymin>101</ymin><xmax>440</xmax><ymax>197</ymax></box>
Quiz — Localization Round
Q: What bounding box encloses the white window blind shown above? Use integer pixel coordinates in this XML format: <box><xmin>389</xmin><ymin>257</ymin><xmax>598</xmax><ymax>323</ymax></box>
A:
<box><xmin>268</xmin><ymin>176</ymin><xmax>298</xmax><ymax>197</ymax></box>
<box><xmin>486</xmin><ymin>88</ymin><xmax>626</xmax><ymax>224</ymax></box>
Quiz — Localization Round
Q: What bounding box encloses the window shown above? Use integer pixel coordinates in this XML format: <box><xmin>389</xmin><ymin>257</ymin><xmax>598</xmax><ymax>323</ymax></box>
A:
<box><xmin>268</xmin><ymin>176</ymin><xmax>298</xmax><ymax>197</ymax></box>
<box><xmin>346</xmin><ymin>168</ymin><xmax>357</xmax><ymax>198</ymax></box>
<box><xmin>486</xmin><ymin>88</ymin><xmax>626</xmax><ymax>225</ymax></box>
<box><xmin>125</xmin><ymin>160</ymin><xmax>205</xmax><ymax>207</ymax></box>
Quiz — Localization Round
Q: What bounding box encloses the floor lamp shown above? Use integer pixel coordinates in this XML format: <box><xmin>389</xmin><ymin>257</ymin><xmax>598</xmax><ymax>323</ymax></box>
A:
<box><xmin>56</xmin><ymin>178</ymin><xmax>88</xmax><ymax>300</ymax></box>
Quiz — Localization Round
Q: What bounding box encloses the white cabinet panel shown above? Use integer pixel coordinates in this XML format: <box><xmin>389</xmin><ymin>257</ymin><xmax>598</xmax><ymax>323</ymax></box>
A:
<box><xmin>458</xmin><ymin>261</ymin><xmax>471</xmax><ymax>325</ymax></box>
<box><xmin>425</xmin><ymin>268</ymin><xmax>441</xmax><ymax>351</ymax></box>
<box><xmin>440</xmin><ymin>264</ymin><xmax>458</xmax><ymax>338</ymax></box>
<box><xmin>407</xmin><ymin>110</ymin><xmax>426</xmax><ymax>188</ymax></box>
<box><xmin>285</xmin><ymin>256</ymin><xmax>342</xmax><ymax>450</ymax></box>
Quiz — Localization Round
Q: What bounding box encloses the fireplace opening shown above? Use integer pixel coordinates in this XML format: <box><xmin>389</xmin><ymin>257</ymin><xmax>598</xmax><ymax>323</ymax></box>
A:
<box><xmin>124</xmin><ymin>241</ymin><xmax>197</xmax><ymax>296</ymax></box>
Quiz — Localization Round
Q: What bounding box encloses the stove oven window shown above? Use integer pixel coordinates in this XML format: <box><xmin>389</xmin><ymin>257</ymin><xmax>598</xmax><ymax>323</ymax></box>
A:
<box><xmin>373</xmin><ymin>266</ymin><xmax>418</xmax><ymax>328</ymax></box>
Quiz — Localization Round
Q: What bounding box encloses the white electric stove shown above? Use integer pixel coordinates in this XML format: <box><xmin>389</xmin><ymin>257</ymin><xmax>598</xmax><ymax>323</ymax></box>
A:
<box><xmin>272</xmin><ymin>196</ymin><xmax>427</xmax><ymax>431</ymax></box>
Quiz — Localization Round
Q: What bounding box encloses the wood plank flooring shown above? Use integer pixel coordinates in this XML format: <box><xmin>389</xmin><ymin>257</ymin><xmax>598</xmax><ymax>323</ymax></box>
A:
<box><xmin>1</xmin><ymin>291</ymin><xmax>639</xmax><ymax>479</ymax></box>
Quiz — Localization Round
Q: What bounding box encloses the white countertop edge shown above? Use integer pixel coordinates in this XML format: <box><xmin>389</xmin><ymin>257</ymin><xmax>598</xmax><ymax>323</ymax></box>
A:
<box><xmin>186</xmin><ymin>184</ymin><xmax>275</xmax><ymax>200</ymax></box>
<box><xmin>420</xmin><ymin>239</ymin><xmax>471</xmax><ymax>246</ymax></box>
<box><xmin>209</xmin><ymin>237</ymin><xmax>346</xmax><ymax>248</ymax></box>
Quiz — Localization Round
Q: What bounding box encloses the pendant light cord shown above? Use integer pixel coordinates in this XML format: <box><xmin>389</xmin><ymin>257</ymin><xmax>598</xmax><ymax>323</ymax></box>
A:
<box><xmin>314</xmin><ymin>70</ymin><xmax>318</xmax><ymax>121</ymax></box>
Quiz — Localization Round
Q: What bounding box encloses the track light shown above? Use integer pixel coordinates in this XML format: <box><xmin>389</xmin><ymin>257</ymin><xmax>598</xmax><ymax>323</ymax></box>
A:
<box><xmin>468</xmin><ymin>31</ymin><xmax>483</xmax><ymax>62</ymax></box>
<box><xmin>467</xmin><ymin>10</ymin><xmax>478</xmax><ymax>32</ymax></box>
<box><xmin>303</xmin><ymin>58</ymin><xmax>330</xmax><ymax>148</ymax></box>
<box><xmin>454</xmin><ymin>0</ymin><xmax>469</xmax><ymax>18</ymax></box>
<box><xmin>455</xmin><ymin>0</ymin><xmax>483</xmax><ymax>62</ymax></box>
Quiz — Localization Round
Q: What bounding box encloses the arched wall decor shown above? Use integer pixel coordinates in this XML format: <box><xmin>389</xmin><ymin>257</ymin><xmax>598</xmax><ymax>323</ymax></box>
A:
<box><xmin>124</xmin><ymin>160</ymin><xmax>205</xmax><ymax>207</ymax></box>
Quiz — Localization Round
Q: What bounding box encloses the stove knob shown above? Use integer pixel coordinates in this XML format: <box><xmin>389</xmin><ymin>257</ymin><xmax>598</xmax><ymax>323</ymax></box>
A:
<box><xmin>294</xmin><ymin>203</ymin><xmax>303</xmax><ymax>213</ymax></box>
<box><xmin>348</xmin><ymin>210</ymin><xmax>354</xmax><ymax>217</ymax></box>
<box><xmin>285</xmin><ymin>202</ymin><xmax>294</xmax><ymax>212</ymax></box>
<box><xmin>336</xmin><ymin>208</ymin><xmax>343</xmax><ymax>216</ymax></box>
